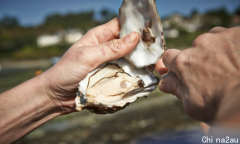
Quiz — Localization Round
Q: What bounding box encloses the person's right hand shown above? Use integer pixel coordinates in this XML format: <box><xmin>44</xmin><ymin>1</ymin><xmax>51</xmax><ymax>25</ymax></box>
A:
<box><xmin>155</xmin><ymin>27</ymin><xmax>240</xmax><ymax>123</ymax></box>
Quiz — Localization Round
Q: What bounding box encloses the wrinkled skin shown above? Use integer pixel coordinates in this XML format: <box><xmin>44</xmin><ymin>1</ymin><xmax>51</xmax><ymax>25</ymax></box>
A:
<box><xmin>0</xmin><ymin>18</ymin><xmax>140</xmax><ymax>143</ymax></box>
<box><xmin>40</xmin><ymin>18</ymin><xmax>140</xmax><ymax>114</ymax></box>
<box><xmin>155</xmin><ymin>27</ymin><xmax>240</xmax><ymax>124</ymax></box>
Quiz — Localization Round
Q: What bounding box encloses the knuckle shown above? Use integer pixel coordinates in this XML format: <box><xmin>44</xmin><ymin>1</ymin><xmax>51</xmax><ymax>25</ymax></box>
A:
<box><xmin>85</xmin><ymin>28</ymin><xmax>95</xmax><ymax>36</ymax></box>
<box><xmin>174</xmin><ymin>53</ymin><xmax>186</xmax><ymax>72</ymax></box>
<box><xmin>162</xmin><ymin>49</ymin><xmax>174</xmax><ymax>63</ymax></box>
<box><xmin>174</xmin><ymin>80</ymin><xmax>181</xmax><ymax>92</ymax></box>
<box><xmin>162</xmin><ymin>49</ymin><xmax>171</xmax><ymax>59</ymax></box>
<box><xmin>209</xmin><ymin>26</ymin><xmax>219</xmax><ymax>31</ymax></box>
<box><xmin>171</xmin><ymin>80</ymin><xmax>181</xmax><ymax>96</ymax></box>
<box><xmin>192</xmin><ymin>33</ymin><xmax>213</xmax><ymax>48</ymax></box>
<box><xmin>76</xmin><ymin>48</ymin><xmax>95</xmax><ymax>71</ymax></box>
<box><xmin>96</xmin><ymin>27</ymin><xmax>109</xmax><ymax>42</ymax></box>
<box><xmin>209</xmin><ymin>26</ymin><xmax>226</xmax><ymax>33</ymax></box>
<box><xmin>88</xmin><ymin>26</ymin><xmax>100</xmax><ymax>34</ymax></box>
<box><xmin>76</xmin><ymin>47</ymin><xmax>86</xmax><ymax>57</ymax></box>
<box><xmin>108</xmin><ymin>40</ymin><xmax>121</xmax><ymax>53</ymax></box>
<box><xmin>222</xmin><ymin>27</ymin><xmax>240</xmax><ymax>38</ymax></box>
<box><xmin>224</xmin><ymin>27</ymin><xmax>234</xmax><ymax>33</ymax></box>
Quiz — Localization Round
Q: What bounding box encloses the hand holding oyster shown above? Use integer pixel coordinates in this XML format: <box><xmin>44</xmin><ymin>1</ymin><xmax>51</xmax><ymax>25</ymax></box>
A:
<box><xmin>75</xmin><ymin>0</ymin><xmax>166</xmax><ymax>114</ymax></box>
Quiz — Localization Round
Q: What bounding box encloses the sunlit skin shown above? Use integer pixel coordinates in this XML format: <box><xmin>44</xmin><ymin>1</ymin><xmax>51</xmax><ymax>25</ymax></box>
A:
<box><xmin>0</xmin><ymin>18</ymin><xmax>140</xmax><ymax>143</ymax></box>
<box><xmin>155</xmin><ymin>27</ymin><xmax>240</xmax><ymax>124</ymax></box>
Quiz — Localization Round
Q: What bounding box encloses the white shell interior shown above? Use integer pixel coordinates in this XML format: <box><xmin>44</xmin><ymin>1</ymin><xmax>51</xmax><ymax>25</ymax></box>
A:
<box><xmin>119</xmin><ymin>0</ymin><xmax>165</xmax><ymax>68</ymax></box>
<box><xmin>75</xmin><ymin>58</ymin><xmax>158</xmax><ymax>109</ymax></box>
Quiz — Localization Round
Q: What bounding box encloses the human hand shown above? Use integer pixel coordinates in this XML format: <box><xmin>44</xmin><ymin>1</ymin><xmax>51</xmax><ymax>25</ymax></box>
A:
<box><xmin>155</xmin><ymin>27</ymin><xmax>240</xmax><ymax>123</ymax></box>
<box><xmin>38</xmin><ymin>18</ymin><xmax>140</xmax><ymax>114</ymax></box>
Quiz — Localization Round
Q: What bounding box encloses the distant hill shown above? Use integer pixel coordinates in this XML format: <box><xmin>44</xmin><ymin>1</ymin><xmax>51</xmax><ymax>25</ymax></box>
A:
<box><xmin>0</xmin><ymin>6</ymin><xmax>239</xmax><ymax>60</ymax></box>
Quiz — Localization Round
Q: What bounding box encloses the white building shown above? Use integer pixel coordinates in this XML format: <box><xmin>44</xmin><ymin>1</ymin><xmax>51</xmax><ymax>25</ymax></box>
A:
<box><xmin>65</xmin><ymin>29</ymin><xmax>83</xmax><ymax>44</ymax></box>
<box><xmin>162</xmin><ymin>14</ymin><xmax>202</xmax><ymax>34</ymax></box>
<box><xmin>37</xmin><ymin>29</ymin><xmax>83</xmax><ymax>48</ymax></box>
<box><xmin>164</xmin><ymin>29</ymin><xmax>179</xmax><ymax>38</ymax></box>
<box><xmin>37</xmin><ymin>34</ymin><xmax>61</xmax><ymax>48</ymax></box>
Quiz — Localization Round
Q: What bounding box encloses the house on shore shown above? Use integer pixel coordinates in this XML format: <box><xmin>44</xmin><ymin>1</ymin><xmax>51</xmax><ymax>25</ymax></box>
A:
<box><xmin>37</xmin><ymin>29</ymin><xmax>83</xmax><ymax>48</ymax></box>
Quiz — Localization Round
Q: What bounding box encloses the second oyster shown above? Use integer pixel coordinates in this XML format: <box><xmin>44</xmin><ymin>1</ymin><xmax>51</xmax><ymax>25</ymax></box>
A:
<box><xmin>119</xmin><ymin>0</ymin><xmax>166</xmax><ymax>68</ymax></box>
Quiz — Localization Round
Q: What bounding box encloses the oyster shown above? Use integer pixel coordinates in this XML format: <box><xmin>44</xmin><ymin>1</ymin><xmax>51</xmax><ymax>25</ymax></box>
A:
<box><xmin>119</xmin><ymin>0</ymin><xmax>166</xmax><ymax>68</ymax></box>
<box><xmin>75</xmin><ymin>58</ymin><xmax>159</xmax><ymax>114</ymax></box>
<box><xmin>75</xmin><ymin>0</ymin><xmax>165</xmax><ymax>114</ymax></box>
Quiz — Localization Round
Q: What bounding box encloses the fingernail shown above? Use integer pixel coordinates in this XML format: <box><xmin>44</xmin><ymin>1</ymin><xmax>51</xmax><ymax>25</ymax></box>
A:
<box><xmin>124</xmin><ymin>32</ymin><xmax>139</xmax><ymax>44</ymax></box>
<box><xmin>161</xmin><ymin>72</ymin><xmax>177</xmax><ymax>80</ymax></box>
<box><xmin>159</xmin><ymin>82</ymin><xmax>171</xmax><ymax>93</ymax></box>
<box><xmin>161</xmin><ymin>73</ymin><xmax>169</xmax><ymax>80</ymax></box>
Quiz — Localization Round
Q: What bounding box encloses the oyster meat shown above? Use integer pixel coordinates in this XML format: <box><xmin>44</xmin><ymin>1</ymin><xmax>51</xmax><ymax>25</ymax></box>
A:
<box><xmin>75</xmin><ymin>0</ymin><xmax>165</xmax><ymax>114</ymax></box>
<box><xmin>75</xmin><ymin>58</ymin><xmax>158</xmax><ymax>114</ymax></box>
<box><xmin>119</xmin><ymin>0</ymin><xmax>166</xmax><ymax>68</ymax></box>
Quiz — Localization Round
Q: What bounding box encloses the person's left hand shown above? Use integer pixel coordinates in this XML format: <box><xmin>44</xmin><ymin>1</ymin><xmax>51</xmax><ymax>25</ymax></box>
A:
<box><xmin>38</xmin><ymin>18</ymin><xmax>140</xmax><ymax>114</ymax></box>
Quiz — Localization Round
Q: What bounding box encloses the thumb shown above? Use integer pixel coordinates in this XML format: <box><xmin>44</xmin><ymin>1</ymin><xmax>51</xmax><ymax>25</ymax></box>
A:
<box><xmin>81</xmin><ymin>32</ymin><xmax>140</xmax><ymax>69</ymax></box>
<box><xmin>159</xmin><ymin>73</ymin><xmax>185</xmax><ymax>100</ymax></box>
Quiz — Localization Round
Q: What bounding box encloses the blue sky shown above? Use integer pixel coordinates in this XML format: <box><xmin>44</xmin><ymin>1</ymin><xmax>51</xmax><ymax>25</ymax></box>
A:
<box><xmin>0</xmin><ymin>0</ymin><xmax>240</xmax><ymax>26</ymax></box>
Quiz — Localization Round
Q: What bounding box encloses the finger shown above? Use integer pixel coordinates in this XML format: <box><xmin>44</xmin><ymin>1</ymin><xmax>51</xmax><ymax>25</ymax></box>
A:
<box><xmin>155</xmin><ymin>58</ymin><xmax>168</xmax><ymax>75</ymax></box>
<box><xmin>76</xmin><ymin>18</ymin><xmax>120</xmax><ymax>46</ymax></box>
<box><xmin>209</xmin><ymin>27</ymin><xmax>226</xmax><ymax>33</ymax></box>
<box><xmin>162</xmin><ymin>49</ymin><xmax>181</xmax><ymax>73</ymax></box>
<box><xmin>80</xmin><ymin>32</ymin><xmax>140</xmax><ymax>70</ymax></box>
<box><xmin>159</xmin><ymin>74</ymin><xmax>185</xmax><ymax>100</ymax></box>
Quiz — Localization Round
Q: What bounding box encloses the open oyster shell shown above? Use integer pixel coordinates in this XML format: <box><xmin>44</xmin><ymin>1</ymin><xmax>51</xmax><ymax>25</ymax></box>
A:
<box><xmin>75</xmin><ymin>58</ymin><xmax>159</xmax><ymax>114</ymax></box>
<box><xmin>75</xmin><ymin>0</ymin><xmax>165</xmax><ymax>114</ymax></box>
<box><xmin>119</xmin><ymin>0</ymin><xmax>166</xmax><ymax>68</ymax></box>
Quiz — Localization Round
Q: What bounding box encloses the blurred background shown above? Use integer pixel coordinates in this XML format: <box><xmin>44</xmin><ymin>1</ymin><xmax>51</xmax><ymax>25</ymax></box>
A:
<box><xmin>0</xmin><ymin>0</ymin><xmax>240</xmax><ymax>143</ymax></box>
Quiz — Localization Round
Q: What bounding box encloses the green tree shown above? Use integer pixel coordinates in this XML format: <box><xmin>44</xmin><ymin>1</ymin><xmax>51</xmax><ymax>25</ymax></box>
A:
<box><xmin>190</xmin><ymin>9</ymin><xmax>199</xmax><ymax>17</ymax></box>
<box><xmin>100</xmin><ymin>8</ymin><xmax>118</xmax><ymax>22</ymax></box>
<box><xmin>42</xmin><ymin>11</ymin><xmax>99</xmax><ymax>32</ymax></box>
<box><xmin>0</xmin><ymin>16</ymin><xmax>19</xmax><ymax>28</ymax></box>
<box><xmin>202</xmin><ymin>7</ymin><xmax>231</xmax><ymax>28</ymax></box>
<box><xmin>236</xmin><ymin>5</ymin><xmax>240</xmax><ymax>16</ymax></box>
